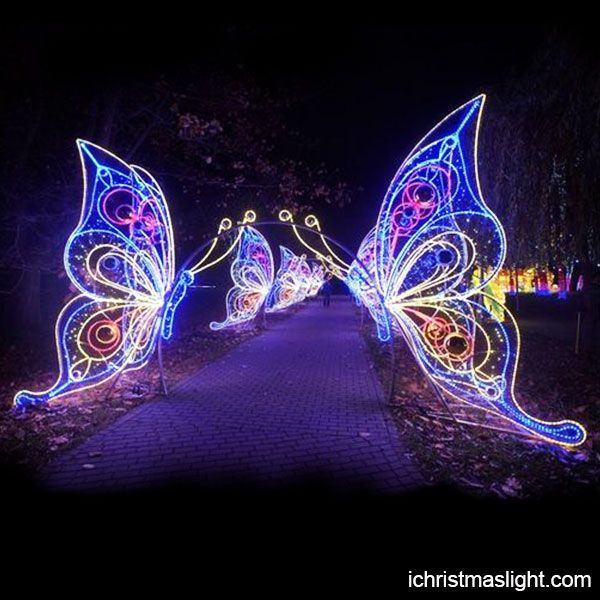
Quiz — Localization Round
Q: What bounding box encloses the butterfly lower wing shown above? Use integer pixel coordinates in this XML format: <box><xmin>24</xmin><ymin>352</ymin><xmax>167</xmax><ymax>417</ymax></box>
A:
<box><xmin>15</xmin><ymin>296</ymin><xmax>161</xmax><ymax>407</ymax></box>
<box><xmin>391</xmin><ymin>294</ymin><xmax>586</xmax><ymax>446</ymax></box>
<box><xmin>210</xmin><ymin>226</ymin><xmax>274</xmax><ymax>330</ymax></box>
<box><xmin>266</xmin><ymin>272</ymin><xmax>300</xmax><ymax>312</ymax></box>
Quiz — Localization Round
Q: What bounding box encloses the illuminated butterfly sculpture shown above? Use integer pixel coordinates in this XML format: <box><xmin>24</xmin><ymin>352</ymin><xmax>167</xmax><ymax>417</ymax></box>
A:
<box><xmin>307</xmin><ymin>263</ymin><xmax>326</xmax><ymax>297</ymax></box>
<box><xmin>266</xmin><ymin>246</ymin><xmax>308</xmax><ymax>312</ymax></box>
<box><xmin>345</xmin><ymin>227</ymin><xmax>392</xmax><ymax>342</ymax></box>
<box><xmin>296</xmin><ymin>255</ymin><xmax>314</xmax><ymax>299</ymax></box>
<box><xmin>354</xmin><ymin>95</ymin><xmax>586</xmax><ymax>447</ymax></box>
<box><xmin>210</xmin><ymin>226</ymin><xmax>274</xmax><ymax>330</ymax></box>
<box><xmin>13</xmin><ymin>141</ymin><xmax>199</xmax><ymax>407</ymax></box>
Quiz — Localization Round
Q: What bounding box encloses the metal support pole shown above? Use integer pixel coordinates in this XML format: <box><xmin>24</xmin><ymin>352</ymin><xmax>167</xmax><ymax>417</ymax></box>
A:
<box><xmin>387</xmin><ymin>340</ymin><xmax>396</xmax><ymax>403</ymax></box>
<box><xmin>157</xmin><ymin>335</ymin><xmax>169</xmax><ymax>396</ymax></box>
<box><xmin>388</xmin><ymin>325</ymin><xmax>458</xmax><ymax>422</ymax></box>
<box><xmin>424</xmin><ymin>412</ymin><xmax>534</xmax><ymax>439</ymax></box>
<box><xmin>104</xmin><ymin>370</ymin><xmax>124</xmax><ymax>401</ymax></box>
<box><xmin>427</xmin><ymin>380</ymin><xmax>458</xmax><ymax>422</ymax></box>
<box><xmin>575</xmin><ymin>311</ymin><xmax>582</xmax><ymax>355</ymax></box>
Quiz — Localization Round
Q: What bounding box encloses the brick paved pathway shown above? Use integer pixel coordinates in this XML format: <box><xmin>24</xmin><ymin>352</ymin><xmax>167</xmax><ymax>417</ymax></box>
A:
<box><xmin>41</xmin><ymin>297</ymin><xmax>424</xmax><ymax>493</ymax></box>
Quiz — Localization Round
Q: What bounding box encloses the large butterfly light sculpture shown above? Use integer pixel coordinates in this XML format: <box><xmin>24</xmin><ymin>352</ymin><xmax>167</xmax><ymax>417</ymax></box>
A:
<box><xmin>210</xmin><ymin>226</ymin><xmax>274</xmax><ymax>330</ymax></box>
<box><xmin>14</xmin><ymin>141</ymin><xmax>194</xmax><ymax>407</ymax></box>
<box><xmin>356</xmin><ymin>95</ymin><xmax>586</xmax><ymax>447</ymax></box>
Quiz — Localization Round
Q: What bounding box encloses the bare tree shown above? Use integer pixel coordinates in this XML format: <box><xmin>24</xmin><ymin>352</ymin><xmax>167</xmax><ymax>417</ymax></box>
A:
<box><xmin>481</xmin><ymin>29</ymin><xmax>600</xmax><ymax>272</ymax></box>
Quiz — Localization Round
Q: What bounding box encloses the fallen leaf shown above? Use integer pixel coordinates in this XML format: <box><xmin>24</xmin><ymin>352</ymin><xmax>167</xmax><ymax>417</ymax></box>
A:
<box><xmin>49</xmin><ymin>434</ymin><xmax>70</xmax><ymax>446</ymax></box>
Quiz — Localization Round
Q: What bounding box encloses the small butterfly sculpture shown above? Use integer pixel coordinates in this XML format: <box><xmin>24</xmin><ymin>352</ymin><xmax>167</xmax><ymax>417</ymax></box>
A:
<box><xmin>361</xmin><ymin>95</ymin><xmax>586</xmax><ymax>447</ymax></box>
<box><xmin>307</xmin><ymin>263</ymin><xmax>326</xmax><ymax>297</ymax></box>
<box><xmin>210</xmin><ymin>225</ymin><xmax>274</xmax><ymax>330</ymax></box>
<box><xmin>14</xmin><ymin>141</ymin><xmax>194</xmax><ymax>407</ymax></box>
<box><xmin>296</xmin><ymin>255</ymin><xmax>313</xmax><ymax>300</ymax></box>
<box><xmin>346</xmin><ymin>227</ymin><xmax>392</xmax><ymax>342</ymax></box>
<box><xmin>266</xmin><ymin>246</ymin><xmax>307</xmax><ymax>312</ymax></box>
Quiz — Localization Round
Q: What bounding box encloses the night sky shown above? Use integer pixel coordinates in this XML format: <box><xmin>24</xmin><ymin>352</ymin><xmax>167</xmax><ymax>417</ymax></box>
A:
<box><xmin>2</xmin><ymin>22</ymin><xmax>548</xmax><ymax>247</ymax></box>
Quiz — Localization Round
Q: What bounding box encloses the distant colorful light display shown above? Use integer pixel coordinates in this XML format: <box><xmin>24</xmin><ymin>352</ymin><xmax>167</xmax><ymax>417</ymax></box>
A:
<box><xmin>495</xmin><ymin>265</ymin><xmax>582</xmax><ymax>297</ymax></box>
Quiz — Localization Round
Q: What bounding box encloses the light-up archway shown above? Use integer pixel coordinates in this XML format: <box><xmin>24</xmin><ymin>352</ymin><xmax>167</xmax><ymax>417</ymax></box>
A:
<box><xmin>13</xmin><ymin>96</ymin><xmax>588</xmax><ymax>448</ymax></box>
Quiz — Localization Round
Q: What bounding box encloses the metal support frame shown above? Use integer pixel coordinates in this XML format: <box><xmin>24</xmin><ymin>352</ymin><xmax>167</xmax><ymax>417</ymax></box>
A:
<box><xmin>424</xmin><ymin>411</ymin><xmax>537</xmax><ymax>440</ymax></box>
<box><xmin>157</xmin><ymin>335</ymin><xmax>168</xmax><ymax>396</ymax></box>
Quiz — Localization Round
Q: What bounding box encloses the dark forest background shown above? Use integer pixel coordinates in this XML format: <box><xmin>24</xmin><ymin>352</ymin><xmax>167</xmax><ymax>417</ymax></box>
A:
<box><xmin>1</xmin><ymin>23</ymin><xmax>599</xmax><ymax>338</ymax></box>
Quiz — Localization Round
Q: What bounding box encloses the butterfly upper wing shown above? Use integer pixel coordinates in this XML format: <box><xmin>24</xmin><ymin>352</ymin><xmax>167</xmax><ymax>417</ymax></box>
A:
<box><xmin>210</xmin><ymin>226</ymin><xmax>274</xmax><ymax>330</ymax></box>
<box><xmin>375</xmin><ymin>96</ymin><xmax>586</xmax><ymax>446</ymax></box>
<box><xmin>65</xmin><ymin>141</ymin><xmax>175</xmax><ymax>302</ymax></box>
<box><xmin>15</xmin><ymin>141</ymin><xmax>176</xmax><ymax>406</ymax></box>
<box><xmin>375</xmin><ymin>96</ymin><xmax>504</xmax><ymax>298</ymax></box>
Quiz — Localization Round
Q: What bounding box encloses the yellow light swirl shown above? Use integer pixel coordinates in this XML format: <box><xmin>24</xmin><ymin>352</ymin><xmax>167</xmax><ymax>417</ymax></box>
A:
<box><xmin>277</xmin><ymin>210</ymin><xmax>348</xmax><ymax>280</ymax></box>
<box><xmin>188</xmin><ymin>215</ymin><xmax>246</xmax><ymax>275</ymax></box>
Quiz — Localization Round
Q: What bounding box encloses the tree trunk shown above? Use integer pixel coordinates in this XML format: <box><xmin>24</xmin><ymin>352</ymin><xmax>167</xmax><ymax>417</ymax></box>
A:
<box><xmin>98</xmin><ymin>93</ymin><xmax>120</xmax><ymax>147</ymax></box>
<box><xmin>18</xmin><ymin>268</ymin><xmax>42</xmax><ymax>335</ymax></box>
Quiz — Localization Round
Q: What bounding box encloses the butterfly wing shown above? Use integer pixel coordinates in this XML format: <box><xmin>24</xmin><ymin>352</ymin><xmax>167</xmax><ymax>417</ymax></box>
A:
<box><xmin>376</xmin><ymin>96</ymin><xmax>504</xmax><ymax>297</ymax></box>
<box><xmin>15</xmin><ymin>141</ymin><xmax>176</xmax><ymax>406</ymax></box>
<box><xmin>393</xmin><ymin>292</ymin><xmax>584</xmax><ymax>445</ymax></box>
<box><xmin>210</xmin><ymin>226</ymin><xmax>274</xmax><ymax>330</ymax></box>
<box><xmin>65</xmin><ymin>140</ymin><xmax>175</xmax><ymax>302</ymax></box>
<box><xmin>375</xmin><ymin>96</ymin><xmax>586</xmax><ymax>446</ymax></box>
<box><xmin>15</xmin><ymin>297</ymin><xmax>161</xmax><ymax>406</ymax></box>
